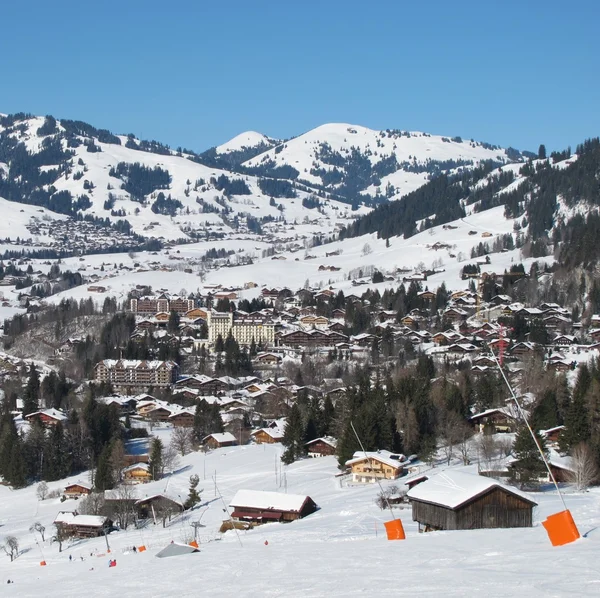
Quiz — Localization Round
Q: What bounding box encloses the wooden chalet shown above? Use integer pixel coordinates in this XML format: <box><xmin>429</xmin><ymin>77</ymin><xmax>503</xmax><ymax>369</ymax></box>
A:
<box><xmin>54</xmin><ymin>512</ymin><xmax>112</xmax><ymax>538</ymax></box>
<box><xmin>251</xmin><ymin>427</ymin><xmax>284</xmax><ymax>444</ymax></box>
<box><xmin>25</xmin><ymin>408</ymin><xmax>68</xmax><ymax>428</ymax></box>
<box><xmin>407</xmin><ymin>470</ymin><xmax>537</xmax><ymax>531</ymax></box>
<box><xmin>229</xmin><ymin>490</ymin><xmax>318</xmax><ymax>524</ymax></box>
<box><xmin>305</xmin><ymin>437</ymin><xmax>337</xmax><ymax>457</ymax></box>
<box><xmin>122</xmin><ymin>462</ymin><xmax>152</xmax><ymax>484</ymax></box>
<box><xmin>203</xmin><ymin>432</ymin><xmax>238</xmax><ymax>449</ymax></box>
<box><xmin>469</xmin><ymin>407</ymin><xmax>517</xmax><ymax>433</ymax></box>
<box><xmin>345</xmin><ymin>450</ymin><xmax>406</xmax><ymax>483</ymax></box>
<box><xmin>168</xmin><ymin>410</ymin><xmax>195</xmax><ymax>427</ymax></box>
<box><xmin>63</xmin><ymin>482</ymin><xmax>92</xmax><ymax>498</ymax></box>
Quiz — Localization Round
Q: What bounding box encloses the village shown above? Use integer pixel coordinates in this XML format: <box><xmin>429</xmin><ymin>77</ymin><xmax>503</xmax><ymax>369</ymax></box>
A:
<box><xmin>1</xmin><ymin>261</ymin><xmax>598</xmax><ymax>567</ymax></box>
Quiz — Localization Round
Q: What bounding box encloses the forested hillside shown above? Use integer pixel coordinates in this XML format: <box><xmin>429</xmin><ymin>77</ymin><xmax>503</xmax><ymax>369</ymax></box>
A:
<box><xmin>341</xmin><ymin>138</ymin><xmax>600</xmax><ymax>269</ymax></box>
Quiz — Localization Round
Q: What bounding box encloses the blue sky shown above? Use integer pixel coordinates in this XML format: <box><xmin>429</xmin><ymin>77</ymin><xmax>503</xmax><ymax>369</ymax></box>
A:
<box><xmin>1</xmin><ymin>0</ymin><xmax>598</xmax><ymax>153</ymax></box>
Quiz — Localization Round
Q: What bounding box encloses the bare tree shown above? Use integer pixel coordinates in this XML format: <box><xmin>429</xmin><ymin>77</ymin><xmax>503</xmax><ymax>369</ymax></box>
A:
<box><xmin>79</xmin><ymin>492</ymin><xmax>106</xmax><ymax>516</ymax></box>
<box><xmin>108</xmin><ymin>485</ymin><xmax>137</xmax><ymax>530</ymax></box>
<box><xmin>567</xmin><ymin>443</ymin><xmax>599</xmax><ymax>491</ymax></box>
<box><xmin>361</xmin><ymin>243</ymin><xmax>372</xmax><ymax>256</ymax></box>
<box><xmin>457</xmin><ymin>423</ymin><xmax>474</xmax><ymax>466</ymax></box>
<box><xmin>30</xmin><ymin>522</ymin><xmax>46</xmax><ymax>542</ymax></box>
<box><xmin>2</xmin><ymin>536</ymin><xmax>19</xmax><ymax>561</ymax></box>
<box><xmin>162</xmin><ymin>443</ymin><xmax>180</xmax><ymax>474</ymax></box>
<box><xmin>36</xmin><ymin>481</ymin><xmax>49</xmax><ymax>501</ymax></box>
<box><xmin>439</xmin><ymin>411</ymin><xmax>463</xmax><ymax>465</ymax></box>
<box><xmin>171</xmin><ymin>427</ymin><xmax>194</xmax><ymax>457</ymax></box>
<box><xmin>476</xmin><ymin>434</ymin><xmax>502</xmax><ymax>473</ymax></box>
<box><xmin>52</xmin><ymin>524</ymin><xmax>69</xmax><ymax>553</ymax></box>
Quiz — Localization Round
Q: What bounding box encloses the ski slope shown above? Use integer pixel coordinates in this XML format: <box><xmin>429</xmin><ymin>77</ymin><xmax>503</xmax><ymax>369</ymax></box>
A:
<box><xmin>0</xmin><ymin>442</ymin><xmax>598</xmax><ymax>597</ymax></box>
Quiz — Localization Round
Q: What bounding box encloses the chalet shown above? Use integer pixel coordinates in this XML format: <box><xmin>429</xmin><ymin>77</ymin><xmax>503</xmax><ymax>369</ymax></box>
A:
<box><xmin>305</xmin><ymin>437</ymin><xmax>337</xmax><ymax>457</ymax></box>
<box><xmin>25</xmin><ymin>408</ymin><xmax>68</xmax><ymax>428</ymax></box>
<box><xmin>509</xmin><ymin>342</ymin><xmax>538</xmax><ymax>356</ymax></box>
<box><xmin>540</xmin><ymin>425</ymin><xmax>565</xmax><ymax>446</ymax></box>
<box><xmin>123</xmin><ymin>462</ymin><xmax>152</xmax><ymax>484</ymax></box>
<box><xmin>469</xmin><ymin>407</ymin><xmax>517</xmax><ymax>433</ymax></box>
<box><xmin>590</xmin><ymin>329</ymin><xmax>600</xmax><ymax>342</ymax></box>
<box><xmin>203</xmin><ymin>432</ymin><xmax>238</xmax><ymax>449</ymax></box>
<box><xmin>147</xmin><ymin>406</ymin><xmax>173</xmax><ymax>422</ymax></box>
<box><xmin>552</xmin><ymin>334</ymin><xmax>576</xmax><ymax>346</ymax></box>
<box><xmin>251</xmin><ymin>427</ymin><xmax>284</xmax><ymax>444</ymax></box>
<box><xmin>53</xmin><ymin>512</ymin><xmax>112</xmax><ymax>538</ymax></box>
<box><xmin>255</xmin><ymin>352</ymin><xmax>283</xmax><ymax>365</ymax></box>
<box><xmin>63</xmin><ymin>482</ymin><xmax>92</xmax><ymax>498</ymax></box>
<box><xmin>443</xmin><ymin>307</ymin><xmax>468</xmax><ymax>322</ymax></box>
<box><xmin>168</xmin><ymin>410</ymin><xmax>195</xmax><ymax>427</ymax></box>
<box><xmin>345</xmin><ymin>450</ymin><xmax>406</xmax><ymax>483</ymax></box>
<box><xmin>407</xmin><ymin>470</ymin><xmax>537</xmax><ymax>531</ymax></box>
<box><xmin>229</xmin><ymin>490</ymin><xmax>318</xmax><ymax>524</ymax></box>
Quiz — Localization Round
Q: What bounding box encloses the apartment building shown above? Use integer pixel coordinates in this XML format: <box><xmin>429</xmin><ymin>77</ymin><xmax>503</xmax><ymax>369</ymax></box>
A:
<box><xmin>94</xmin><ymin>359</ymin><xmax>179</xmax><ymax>390</ymax></box>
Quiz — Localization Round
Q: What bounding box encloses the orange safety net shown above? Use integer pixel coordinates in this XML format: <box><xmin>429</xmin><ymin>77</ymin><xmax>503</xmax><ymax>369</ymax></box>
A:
<box><xmin>40</xmin><ymin>560</ymin><xmax>47</xmax><ymax>566</ymax></box>
<box><xmin>189</xmin><ymin>540</ymin><xmax>199</xmax><ymax>548</ymax></box>
<box><xmin>542</xmin><ymin>509</ymin><xmax>580</xmax><ymax>547</ymax></box>
<box><xmin>138</xmin><ymin>545</ymin><xmax>147</xmax><ymax>552</ymax></box>
<box><xmin>384</xmin><ymin>518</ymin><xmax>406</xmax><ymax>540</ymax></box>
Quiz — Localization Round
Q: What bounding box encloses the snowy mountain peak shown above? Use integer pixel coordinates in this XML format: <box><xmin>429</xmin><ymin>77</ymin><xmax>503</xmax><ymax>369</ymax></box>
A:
<box><xmin>216</xmin><ymin>131</ymin><xmax>277</xmax><ymax>154</ymax></box>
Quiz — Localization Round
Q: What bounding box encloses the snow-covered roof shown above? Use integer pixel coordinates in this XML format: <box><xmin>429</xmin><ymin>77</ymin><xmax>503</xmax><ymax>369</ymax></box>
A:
<box><xmin>203</xmin><ymin>432</ymin><xmax>237</xmax><ymax>443</ymax></box>
<box><xmin>345</xmin><ymin>450</ymin><xmax>404</xmax><ymax>469</ymax></box>
<box><xmin>26</xmin><ymin>407</ymin><xmax>68</xmax><ymax>421</ymax></box>
<box><xmin>53</xmin><ymin>512</ymin><xmax>107</xmax><ymax>527</ymax></box>
<box><xmin>406</xmin><ymin>470</ymin><xmax>536</xmax><ymax>509</ymax></box>
<box><xmin>230</xmin><ymin>489</ymin><xmax>312</xmax><ymax>512</ymax></box>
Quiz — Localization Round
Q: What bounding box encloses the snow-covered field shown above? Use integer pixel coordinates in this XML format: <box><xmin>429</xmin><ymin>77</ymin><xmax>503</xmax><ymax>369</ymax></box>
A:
<box><xmin>0</xmin><ymin>441</ymin><xmax>598</xmax><ymax>597</ymax></box>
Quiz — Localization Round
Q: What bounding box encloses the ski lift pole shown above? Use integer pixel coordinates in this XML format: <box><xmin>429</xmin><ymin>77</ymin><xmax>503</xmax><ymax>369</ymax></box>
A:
<box><xmin>489</xmin><ymin>347</ymin><xmax>567</xmax><ymax>509</ymax></box>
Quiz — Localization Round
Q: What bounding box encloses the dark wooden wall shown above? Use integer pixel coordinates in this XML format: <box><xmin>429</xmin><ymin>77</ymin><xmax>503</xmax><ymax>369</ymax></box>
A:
<box><xmin>411</xmin><ymin>487</ymin><xmax>534</xmax><ymax>530</ymax></box>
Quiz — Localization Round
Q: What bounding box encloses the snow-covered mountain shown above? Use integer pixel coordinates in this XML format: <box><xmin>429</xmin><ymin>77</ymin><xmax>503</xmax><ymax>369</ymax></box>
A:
<box><xmin>244</xmin><ymin>123</ymin><xmax>530</xmax><ymax>201</ymax></box>
<box><xmin>215</xmin><ymin>131</ymin><xmax>278</xmax><ymax>154</ymax></box>
<box><xmin>0</xmin><ymin>112</ymin><xmax>542</xmax><ymax>254</ymax></box>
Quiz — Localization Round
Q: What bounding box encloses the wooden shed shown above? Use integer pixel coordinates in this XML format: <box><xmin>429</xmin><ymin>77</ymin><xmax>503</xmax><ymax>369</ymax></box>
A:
<box><xmin>407</xmin><ymin>470</ymin><xmax>537</xmax><ymax>531</ymax></box>
<box><xmin>229</xmin><ymin>490</ymin><xmax>318</xmax><ymax>524</ymax></box>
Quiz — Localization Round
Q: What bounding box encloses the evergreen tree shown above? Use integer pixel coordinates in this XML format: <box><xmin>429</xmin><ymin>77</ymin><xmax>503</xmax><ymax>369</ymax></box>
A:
<box><xmin>511</xmin><ymin>427</ymin><xmax>547</xmax><ymax>488</ymax></box>
<box><xmin>42</xmin><ymin>422</ymin><xmax>71</xmax><ymax>481</ymax></box>
<box><xmin>167</xmin><ymin>310</ymin><xmax>180</xmax><ymax>333</ymax></box>
<box><xmin>94</xmin><ymin>443</ymin><xmax>115</xmax><ymax>491</ymax></box>
<box><xmin>22</xmin><ymin>363</ymin><xmax>40</xmax><ymax>416</ymax></box>
<box><xmin>538</xmin><ymin>144</ymin><xmax>547</xmax><ymax>160</ymax></box>
<box><xmin>184</xmin><ymin>474</ymin><xmax>202</xmax><ymax>509</ymax></box>
<box><xmin>560</xmin><ymin>394</ymin><xmax>591</xmax><ymax>452</ymax></box>
<box><xmin>281</xmin><ymin>404</ymin><xmax>305</xmax><ymax>464</ymax></box>
<box><xmin>149</xmin><ymin>437</ymin><xmax>164</xmax><ymax>480</ymax></box>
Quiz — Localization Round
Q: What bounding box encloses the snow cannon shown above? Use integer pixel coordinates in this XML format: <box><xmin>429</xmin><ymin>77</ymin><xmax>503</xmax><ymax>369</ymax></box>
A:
<box><xmin>384</xmin><ymin>519</ymin><xmax>405</xmax><ymax>540</ymax></box>
<box><xmin>542</xmin><ymin>509</ymin><xmax>580</xmax><ymax>547</ymax></box>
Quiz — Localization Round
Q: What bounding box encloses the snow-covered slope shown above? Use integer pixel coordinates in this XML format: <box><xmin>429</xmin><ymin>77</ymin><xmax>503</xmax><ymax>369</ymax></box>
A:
<box><xmin>244</xmin><ymin>123</ymin><xmax>526</xmax><ymax>200</ymax></box>
<box><xmin>1</xmin><ymin>442</ymin><xmax>599</xmax><ymax>598</ymax></box>
<box><xmin>216</xmin><ymin>131</ymin><xmax>278</xmax><ymax>154</ymax></box>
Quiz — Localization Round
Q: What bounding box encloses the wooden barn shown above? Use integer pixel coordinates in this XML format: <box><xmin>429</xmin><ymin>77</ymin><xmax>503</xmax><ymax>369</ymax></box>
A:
<box><xmin>229</xmin><ymin>490</ymin><xmax>318</xmax><ymax>524</ymax></box>
<box><xmin>407</xmin><ymin>470</ymin><xmax>537</xmax><ymax>531</ymax></box>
